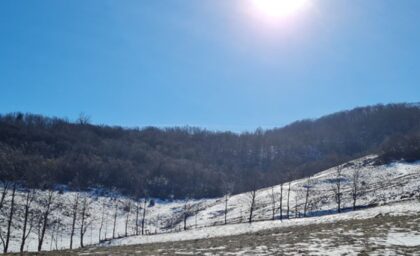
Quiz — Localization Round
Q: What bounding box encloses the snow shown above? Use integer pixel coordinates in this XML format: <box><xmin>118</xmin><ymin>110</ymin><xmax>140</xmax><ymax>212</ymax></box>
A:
<box><xmin>385</xmin><ymin>232</ymin><xmax>420</xmax><ymax>247</ymax></box>
<box><xmin>1</xmin><ymin>155</ymin><xmax>420</xmax><ymax>253</ymax></box>
<box><xmin>103</xmin><ymin>200</ymin><xmax>420</xmax><ymax>247</ymax></box>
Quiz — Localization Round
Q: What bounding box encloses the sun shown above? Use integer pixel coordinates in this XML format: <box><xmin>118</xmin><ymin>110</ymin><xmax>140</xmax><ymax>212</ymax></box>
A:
<box><xmin>251</xmin><ymin>0</ymin><xmax>309</xmax><ymax>19</ymax></box>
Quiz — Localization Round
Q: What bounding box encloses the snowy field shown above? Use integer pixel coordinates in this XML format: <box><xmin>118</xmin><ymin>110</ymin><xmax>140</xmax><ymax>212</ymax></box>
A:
<box><xmin>1</xmin><ymin>155</ymin><xmax>420</xmax><ymax>253</ymax></box>
<box><xmin>18</xmin><ymin>201</ymin><xmax>420</xmax><ymax>256</ymax></box>
<box><xmin>103</xmin><ymin>200</ymin><xmax>420</xmax><ymax>248</ymax></box>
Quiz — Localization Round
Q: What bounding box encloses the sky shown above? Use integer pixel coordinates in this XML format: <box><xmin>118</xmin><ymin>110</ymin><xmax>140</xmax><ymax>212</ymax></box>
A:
<box><xmin>0</xmin><ymin>0</ymin><xmax>419</xmax><ymax>132</ymax></box>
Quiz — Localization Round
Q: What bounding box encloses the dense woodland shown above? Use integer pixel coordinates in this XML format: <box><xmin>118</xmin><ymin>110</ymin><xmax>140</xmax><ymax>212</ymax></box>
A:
<box><xmin>0</xmin><ymin>103</ymin><xmax>419</xmax><ymax>199</ymax></box>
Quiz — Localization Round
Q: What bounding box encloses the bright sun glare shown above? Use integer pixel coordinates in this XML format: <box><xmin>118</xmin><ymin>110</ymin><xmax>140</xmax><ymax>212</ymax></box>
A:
<box><xmin>252</xmin><ymin>0</ymin><xmax>308</xmax><ymax>19</ymax></box>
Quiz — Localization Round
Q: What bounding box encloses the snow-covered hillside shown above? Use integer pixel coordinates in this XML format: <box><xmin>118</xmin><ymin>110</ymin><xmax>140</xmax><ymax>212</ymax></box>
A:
<box><xmin>1</xmin><ymin>155</ymin><xmax>419</xmax><ymax>253</ymax></box>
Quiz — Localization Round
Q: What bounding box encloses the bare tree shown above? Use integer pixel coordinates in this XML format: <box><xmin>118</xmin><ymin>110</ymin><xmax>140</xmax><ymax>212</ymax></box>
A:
<box><xmin>37</xmin><ymin>190</ymin><xmax>55</xmax><ymax>252</ymax></box>
<box><xmin>286</xmin><ymin>182</ymin><xmax>291</xmax><ymax>219</ymax></box>
<box><xmin>79</xmin><ymin>196</ymin><xmax>92</xmax><ymax>248</ymax></box>
<box><xmin>222</xmin><ymin>181</ymin><xmax>234</xmax><ymax>225</ymax></box>
<box><xmin>69</xmin><ymin>193</ymin><xmax>80</xmax><ymax>249</ymax></box>
<box><xmin>104</xmin><ymin>208</ymin><xmax>109</xmax><ymax>240</ymax></box>
<box><xmin>141</xmin><ymin>198</ymin><xmax>148</xmax><ymax>234</ymax></box>
<box><xmin>224</xmin><ymin>194</ymin><xmax>230</xmax><ymax>225</ymax></box>
<box><xmin>0</xmin><ymin>180</ymin><xmax>10</xmax><ymax>211</ymax></box>
<box><xmin>331</xmin><ymin>165</ymin><xmax>344</xmax><ymax>213</ymax></box>
<box><xmin>124</xmin><ymin>201</ymin><xmax>131</xmax><ymax>237</ymax></box>
<box><xmin>350</xmin><ymin>165</ymin><xmax>363</xmax><ymax>210</ymax></box>
<box><xmin>303</xmin><ymin>177</ymin><xmax>312</xmax><ymax>217</ymax></box>
<box><xmin>77</xmin><ymin>112</ymin><xmax>91</xmax><ymax>125</ymax></box>
<box><xmin>247</xmin><ymin>189</ymin><xmax>257</xmax><ymax>223</ymax></box>
<box><xmin>0</xmin><ymin>183</ymin><xmax>16</xmax><ymax>253</ymax></box>
<box><xmin>135</xmin><ymin>202</ymin><xmax>140</xmax><ymax>235</ymax></box>
<box><xmin>98</xmin><ymin>200</ymin><xmax>106</xmax><ymax>242</ymax></box>
<box><xmin>112</xmin><ymin>200</ymin><xmax>118</xmax><ymax>239</ymax></box>
<box><xmin>294</xmin><ymin>194</ymin><xmax>299</xmax><ymax>218</ymax></box>
<box><xmin>49</xmin><ymin>218</ymin><xmax>61</xmax><ymax>251</ymax></box>
<box><xmin>20</xmin><ymin>189</ymin><xmax>35</xmax><ymax>253</ymax></box>
<box><xmin>183</xmin><ymin>199</ymin><xmax>190</xmax><ymax>231</ymax></box>
<box><xmin>279</xmin><ymin>183</ymin><xmax>283</xmax><ymax>220</ymax></box>
<box><xmin>270</xmin><ymin>186</ymin><xmax>276</xmax><ymax>220</ymax></box>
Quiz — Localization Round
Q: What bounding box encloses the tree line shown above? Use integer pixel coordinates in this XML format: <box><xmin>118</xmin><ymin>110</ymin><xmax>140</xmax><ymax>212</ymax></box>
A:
<box><xmin>0</xmin><ymin>103</ymin><xmax>419</xmax><ymax>199</ymax></box>
<box><xmin>0</xmin><ymin>180</ymin><xmax>153</xmax><ymax>253</ymax></box>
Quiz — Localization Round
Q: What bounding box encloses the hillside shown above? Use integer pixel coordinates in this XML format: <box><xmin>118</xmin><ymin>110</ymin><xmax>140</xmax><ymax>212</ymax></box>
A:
<box><xmin>1</xmin><ymin>103</ymin><xmax>420</xmax><ymax>199</ymax></box>
<box><xmin>24</xmin><ymin>204</ymin><xmax>420</xmax><ymax>255</ymax></box>
<box><xmin>1</xmin><ymin>155</ymin><xmax>420</xmax><ymax>253</ymax></box>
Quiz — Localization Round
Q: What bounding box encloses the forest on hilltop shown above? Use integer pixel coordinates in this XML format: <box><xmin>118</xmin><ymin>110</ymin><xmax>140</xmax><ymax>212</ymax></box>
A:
<box><xmin>0</xmin><ymin>103</ymin><xmax>419</xmax><ymax>199</ymax></box>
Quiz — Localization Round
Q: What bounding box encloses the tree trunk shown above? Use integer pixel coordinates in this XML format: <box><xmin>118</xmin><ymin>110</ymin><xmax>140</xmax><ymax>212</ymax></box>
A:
<box><xmin>0</xmin><ymin>182</ymin><xmax>9</xmax><ymax>211</ymax></box>
<box><xmin>98</xmin><ymin>201</ymin><xmax>105</xmax><ymax>242</ymax></box>
<box><xmin>38</xmin><ymin>191</ymin><xmax>53</xmax><ymax>252</ymax></box>
<box><xmin>248</xmin><ymin>190</ymin><xmax>256</xmax><ymax>224</ymax></box>
<box><xmin>270</xmin><ymin>187</ymin><xmax>275</xmax><ymax>220</ymax></box>
<box><xmin>353</xmin><ymin>194</ymin><xmax>357</xmax><ymax>211</ymax></box>
<box><xmin>279</xmin><ymin>184</ymin><xmax>283</xmax><ymax>221</ymax></box>
<box><xmin>224</xmin><ymin>195</ymin><xmax>229</xmax><ymax>225</ymax></box>
<box><xmin>80</xmin><ymin>201</ymin><xmax>86</xmax><ymax>248</ymax></box>
<box><xmin>286</xmin><ymin>182</ymin><xmax>291</xmax><ymax>219</ymax></box>
<box><xmin>304</xmin><ymin>186</ymin><xmax>310</xmax><ymax>217</ymax></box>
<box><xmin>248</xmin><ymin>205</ymin><xmax>254</xmax><ymax>223</ymax></box>
<box><xmin>135</xmin><ymin>203</ymin><xmax>140</xmax><ymax>235</ymax></box>
<box><xmin>20</xmin><ymin>190</ymin><xmax>33</xmax><ymax>252</ymax></box>
<box><xmin>142</xmin><ymin>199</ymin><xmax>147</xmax><ymax>235</ymax></box>
<box><xmin>112</xmin><ymin>203</ymin><xmax>118</xmax><ymax>239</ymax></box>
<box><xmin>4</xmin><ymin>184</ymin><xmax>16</xmax><ymax>253</ymax></box>
<box><xmin>125</xmin><ymin>202</ymin><xmax>130</xmax><ymax>237</ymax></box>
<box><xmin>70</xmin><ymin>194</ymin><xmax>79</xmax><ymax>250</ymax></box>
<box><xmin>183</xmin><ymin>202</ymin><xmax>188</xmax><ymax>231</ymax></box>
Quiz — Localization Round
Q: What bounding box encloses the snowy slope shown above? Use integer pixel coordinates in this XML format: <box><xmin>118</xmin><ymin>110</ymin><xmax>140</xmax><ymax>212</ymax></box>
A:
<box><xmin>1</xmin><ymin>155</ymin><xmax>419</xmax><ymax>253</ymax></box>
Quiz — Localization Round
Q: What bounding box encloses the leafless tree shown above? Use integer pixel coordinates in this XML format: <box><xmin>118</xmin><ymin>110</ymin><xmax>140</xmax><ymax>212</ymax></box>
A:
<box><xmin>270</xmin><ymin>186</ymin><xmax>276</xmax><ymax>220</ymax></box>
<box><xmin>350</xmin><ymin>165</ymin><xmax>363</xmax><ymax>210</ymax></box>
<box><xmin>0</xmin><ymin>180</ymin><xmax>10</xmax><ymax>211</ymax></box>
<box><xmin>37</xmin><ymin>190</ymin><xmax>55</xmax><ymax>252</ymax></box>
<box><xmin>223</xmin><ymin>194</ymin><xmax>230</xmax><ymax>225</ymax></box>
<box><xmin>141</xmin><ymin>198</ymin><xmax>148</xmax><ymax>235</ymax></box>
<box><xmin>20</xmin><ymin>189</ymin><xmax>35</xmax><ymax>252</ymax></box>
<box><xmin>247</xmin><ymin>189</ymin><xmax>257</xmax><ymax>223</ymax></box>
<box><xmin>286</xmin><ymin>182</ymin><xmax>291</xmax><ymax>218</ymax></box>
<box><xmin>222</xmin><ymin>181</ymin><xmax>234</xmax><ymax>225</ymax></box>
<box><xmin>77</xmin><ymin>112</ymin><xmax>91</xmax><ymax>125</ymax></box>
<box><xmin>104</xmin><ymin>208</ymin><xmax>109</xmax><ymax>240</ymax></box>
<box><xmin>303</xmin><ymin>177</ymin><xmax>312</xmax><ymax>217</ymax></box>
<box><xmin>135</xmin><ymin>201</ymin><xmax>140</xmax><ymax>235</ymax></box>
<box><xmin>124</xmin><ymin>201</ymin><xmax>131</xmax><ymax>237</ymax></box>
<box><xmin>183</xmin><ymin>199</ymin><xmax>191</xmax><ymax>231</ymax></box>
<box><xmin>331</xmin><ymin>165</ymin><xmax>344</xmax><ymax>213</ymax></box>
<box><xmin>98</xmin><ymin>200</ymin><xmax>106</xmax><ymax>242</ymax></box>
<box><xmin>294</xmin><ymin>194</ymin><xmax>299</xmax><ymax>218</ymax></box>
<box><xmin>112</xmin><ymin>200</ymin><xmax>118</xmax><ymax>239</ymax></box>
<box><xmin>49</xmin><ymin>218</ymin><xmax>61</xmax><ymax>251</ymax></box>
<box><xmin>79</xmin><ymin>196</ymin><xmax>92</xmax><ymax>248</ymax></box>
<box><xmin>279</xmin><ymin>183</ymin><xmax>283</xmax><ymax>220</ymax></box>
<box><xmin>69</xmin><ymin>193</ymin><xmax>80</xmax><ymax>249</ymax></box>
<box><xmin>0</xmin><ymin>183</ymin><xmax>16</xmax><ymax>253</ymax></box>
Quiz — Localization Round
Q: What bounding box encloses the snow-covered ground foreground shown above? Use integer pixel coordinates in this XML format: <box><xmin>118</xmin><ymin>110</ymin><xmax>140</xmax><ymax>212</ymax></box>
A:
<box><xmin>1</xmin><ymin>155</ymin><xmax>420</xmax><ymax>253</ymax></box>
<box><xmin>22</xmin><ymin>200</ymin><xmax>420</xmax><ymax>256</ymax></box>
<box><xmin>103</xmin><ymin>200</ymin><xmax>420</xmax><ymax>247</ymax></box>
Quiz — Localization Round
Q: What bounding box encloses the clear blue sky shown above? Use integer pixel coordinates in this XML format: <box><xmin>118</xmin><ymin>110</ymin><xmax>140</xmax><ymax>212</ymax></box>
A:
<box><xmin>1</xmin><ymin>0</ymin><xmax>419</xmax><ymax>132</ymax></box>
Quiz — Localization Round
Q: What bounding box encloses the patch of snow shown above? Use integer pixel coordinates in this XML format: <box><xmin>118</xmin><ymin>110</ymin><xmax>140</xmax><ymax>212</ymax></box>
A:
<box><xmin>386</xmin><ymin>232</ymin><xmax>420</xmax><ymax>247</ymax></box>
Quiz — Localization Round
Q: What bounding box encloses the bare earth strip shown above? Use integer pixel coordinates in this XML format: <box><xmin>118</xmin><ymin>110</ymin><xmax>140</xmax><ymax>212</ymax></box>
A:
<box><xmin>12</xmin><ymin>212</ymin><xmax>420</xmax><ymax>256</ymax></box>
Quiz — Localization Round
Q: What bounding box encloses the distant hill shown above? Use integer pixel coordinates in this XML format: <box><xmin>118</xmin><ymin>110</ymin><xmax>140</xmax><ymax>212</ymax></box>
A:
<box><xmin>1</xmin><ymin>103</ymin><xmax>420</xmax><ymax>199</ymax></box>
